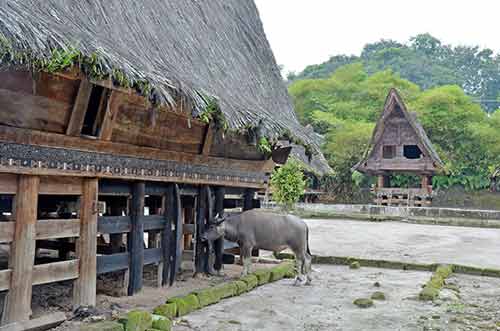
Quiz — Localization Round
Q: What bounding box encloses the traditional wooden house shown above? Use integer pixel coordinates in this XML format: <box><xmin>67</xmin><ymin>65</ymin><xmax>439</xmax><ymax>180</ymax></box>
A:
<box><xmin>0</xmin><ymin>1</ymin><xmax>328</xmax><ymax>327</ymax></box>
<box><xmin>354</xmin><ymin>89</ymin><xmax>444</xmax><ymax>206</ymax></box>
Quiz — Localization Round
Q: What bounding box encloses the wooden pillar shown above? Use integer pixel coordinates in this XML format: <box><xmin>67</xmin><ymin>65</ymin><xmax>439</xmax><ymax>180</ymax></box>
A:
<box><xmin>161</xmin><ymin>185</ymin><xmax>173</xmax><ymax>286</ymax></box>
<box><xmin>73</xmin><ymin>178</ymin><xmax>98</xmax><ymax>309</ymax></box>
<box><xmin>128</xmin><ymin>182</ymin><xmax>145</xmax><ymax>296</ymax></box>
<box><xmin>243</xmin><ymin>189</ymin><xmax>254</xmax><ymax>211</ymax></box>
<box><xmin>377</xmin><ymin>175</ymin><xmax>385</xmax><ymax>188</ymax></box>
<box><xmin>195</xmin><ymin>187</ymin><xmax>208</xmax><ymax>274</ymax></box>
<box><xmin>172</xmin><ymin>184</ymin><xmax>183</xmax><ymax>283</ymax></box>
<box><xmin>213</xmin><ymin>187</ymin><xmax>225</xmax><ymax>272</ymax></box>
<box><xmin>2</xmin><ymin>175</ymin><xmax>39</xmax><ymax>324</ymax></box>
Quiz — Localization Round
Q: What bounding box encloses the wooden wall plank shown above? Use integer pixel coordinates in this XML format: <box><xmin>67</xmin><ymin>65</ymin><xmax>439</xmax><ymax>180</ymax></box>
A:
<box><xmin>35</xmin><ymin>219</ymin><xmax>80</xmax><ymax>240</ymax></box>
<box><xmin>0</xmin><ymin>174</ymin><xmax>17</xmax><ymax>194</ymax></box>
<box><xmin>39</xmin><ymin>176</ymin><xmax>83</xmax><ymax>195</ymax></box>
<box><xmin>3</xmin><ymin>175</ymin><xmax>39</xmax><ymax>324</ymax></box>
<box><xmin>97</xmin><ymin>253</ymin><xmax>129</xmax><ymax>275</ymax></box>
<box><xmin>201</xmin><ymin>124</ymin><xmax>214</xmax><ymax>156</ymax></box>
<box><xmin>0</xmin><ymin>88</ymin><xmax>72</xmax><ymax>134</ymax></box>
<box><xmin>0</xmin><ymin>222</ymin><xmax>15</xmax><ymax>243</ymax></box>
<box><xmin>32</xmin><ymin>259</ymin><xmax>79</xmax><ymax>286</ymax></box>
<box><xmin>128</xmin><ymin>182</ymin><xmax>145</xmax><ymax>296</ymax></box>
<box><xmin>66</xmin><ymin>79</ymin><xmax>93</xmax><ymax>136</ymax></box>
<box><xmin>73</xmin><ymin>178</ymin><xmax>98</xmax><ymax>308</ymax></box>
<box><xmin>0</xmin><ymin>269</ymin><xmax>11</xmax><ymax>291</ymax></box>
<box><xmin>98</xmin><ymin>216</ymin><xmax>131</xmax><ymax>234</ymax></box>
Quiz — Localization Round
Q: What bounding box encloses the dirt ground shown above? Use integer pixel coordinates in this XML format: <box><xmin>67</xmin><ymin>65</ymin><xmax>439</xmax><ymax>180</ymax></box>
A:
<box><xmin>174</xmin><ymin>265</ymin><xmax>500</xmax><ymax>331</ymax></box>
<box><xmin>306</xmin><ymin>218</ymin><xmax>500</xmax><ymax>269</ymax></box>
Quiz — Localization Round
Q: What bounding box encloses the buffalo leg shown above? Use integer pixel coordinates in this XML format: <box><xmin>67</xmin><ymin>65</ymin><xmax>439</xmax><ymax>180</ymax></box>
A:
<box><xmin>240</xmin><ymin>245</ymin><xmax>253</xmax><ymax>276</ymax></box>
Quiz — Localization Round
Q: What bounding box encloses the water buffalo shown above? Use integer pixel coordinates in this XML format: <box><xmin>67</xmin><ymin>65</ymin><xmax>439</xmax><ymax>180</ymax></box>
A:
<box><xmin>201</xmin><ymin>209</ymin><xmax>312</xmax><ymax>285</ymax></box>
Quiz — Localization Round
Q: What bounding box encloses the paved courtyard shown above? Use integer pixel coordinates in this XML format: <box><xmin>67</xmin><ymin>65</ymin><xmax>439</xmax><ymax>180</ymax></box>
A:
<box><xmin>306</xmin><ymin>218</ymin><xmax>500</xmax><ymax>269</ymax></box>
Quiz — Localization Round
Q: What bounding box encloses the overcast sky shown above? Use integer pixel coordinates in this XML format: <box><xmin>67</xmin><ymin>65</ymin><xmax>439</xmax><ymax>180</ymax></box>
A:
<box><xmin>254</xmin><ymin>0</ymin><xmax>500</xmax><ymax>73</ymax></box>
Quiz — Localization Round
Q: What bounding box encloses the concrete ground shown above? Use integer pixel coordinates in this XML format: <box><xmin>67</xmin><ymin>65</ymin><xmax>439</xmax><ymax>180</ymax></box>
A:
<box><xmin>306</xmin><ymin>218</ymin><xmax>500</xmax><ymax>269</ymax></box>
<box><xmin>174</xmin><ymin>218</ymin><xmax>500</xmax><ymax>331</ymax></box>
<box><xmin>175</xmin><ymin>265</ymin><xmax>500</xmax><ymax>331</ymax></box>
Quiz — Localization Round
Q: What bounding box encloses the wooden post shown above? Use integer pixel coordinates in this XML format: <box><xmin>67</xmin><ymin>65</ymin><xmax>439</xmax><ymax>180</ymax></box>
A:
<box><xmin>161</xmin><ymin>185</ymin><xmax>173</xmax><ymax>286</ymax></box>
<box><xmin>213</xmin><ymin>187</ymin><xmax>225</xmax><ymax>272</ymax></box>
<box><xmin>128</xmin><ymin>182</ymin><xmax>145</xmax><ymax>296</ymax></box>
<box><xmin>195</xmin><ymin>187</ymin><xmax>208</xmax><ymax>274</ymax></box>
<box><xmin>73</xmin><ymin>178</ymin><xmax>98</xmax><ymax>309</ymax></box>
<box><xmin>171</xmin><ymin>184</ymin><xmax>183</xmax><ymax>284</ymax></box>
<box><xmin>2</xmin><ymin>175</ymin><xmax>39</xmax><ymax>324</ymax></box>
<box><xmin>377</xmin><ymin>175</ymin><xmax>385</xmax><ymax>188</ymax></box>
<box><xmin>243</xmin><ymin>189</ymin><xmax>254</xmax><ymax>211</ymax></box>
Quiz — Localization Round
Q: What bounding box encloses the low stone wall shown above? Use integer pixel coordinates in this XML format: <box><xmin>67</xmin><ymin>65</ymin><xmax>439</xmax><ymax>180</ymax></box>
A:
<box><xmin>292</xmin><ymin>203</ymin><xmax>500</xmax><ymax>228</ymax></box>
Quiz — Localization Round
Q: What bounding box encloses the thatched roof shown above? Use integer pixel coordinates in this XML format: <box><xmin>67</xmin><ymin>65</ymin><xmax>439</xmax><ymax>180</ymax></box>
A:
<box><xmin>278</xmin><ymin>136</ymin><xmax>332</xmax><ymax>177</ymax></box>
<box><xmin>0</xmin><ymin>0</ymin><xmax>322</xmax><ymax>154</ymax></box>
<box><xmin>354</xmin><ymin>88</ymin><xmax>444</xmax><ymax>173</ymax></box>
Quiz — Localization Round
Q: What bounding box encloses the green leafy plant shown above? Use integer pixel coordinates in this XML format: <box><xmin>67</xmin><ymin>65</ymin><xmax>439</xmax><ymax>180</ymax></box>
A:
<box><xmin>270</xmin><ymin>159</ymin><xmax>306</xmax><ymax>209</ymax></box>
<box><xmin>257</xmin><ymin>137</ymin><xmax>272</xmax><ymax>156</ymax></box>
<box><xmin>198</xmin><ymin>98</ymin><xmax>228</xmax><ymax>131</ymax></box>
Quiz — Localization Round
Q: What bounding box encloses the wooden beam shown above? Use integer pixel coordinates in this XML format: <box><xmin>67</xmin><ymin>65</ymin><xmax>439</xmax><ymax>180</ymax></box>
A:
<box><xmin>0</xmin><ymin>222</ymin><xmax>15</xmax><ymax>243</ymax></box>
<box><xmin>0</xmin><ymin>175</ymin><xmax>83</xmax><ymax>195</ymax></box>
<box><xmin>99</xmin><ymin>91</ymin><xmax>121</xmax><ymax>141</ymax></box>
<box><xmin>96</xmin><ymin>253</ymin><xmax>129</xmax><ymax>275</ymax></box>
<box><xmin>128</xmin><ymin>182</ymin><xmax>145</xmax><ymax>295</ymax></box>
<box><xmin>0</xmin><ymin>269</ymin><xmax>11</xmax><ymax>291</ymax></box>
<box><xmin>201</xmin><ymin>124</ymin><xmax>214</xmax><ymax>156</ymax></box>
<box><xmin>35</xmin><ymin>219</ymin><xmax>80</xmax><ymax>240</ymax></box>
<box><xmin>73</xmin><ymin>178</ymin><xmax>98</xmax><ymax>308</ymax></box>
<box><xmin>3</xmin><ymin>175</ymin><xmax>39</xmax><ymax>324</ymax></box>
<box><xmin>0</xmin><ymin>312</ymin><xmax>66</xmax><ymax>331</ymax></box>
<box><xmin>32</xmin><ymin>259</ymin><xmax>79</xmax><ymax>285</ymax></box>
<box><xmin>66</xmin><ymin>79</ymin><xmax>93</xmax><ymax>136</ymax></box>
<box><xmin>98</xmin><ymin>216</ymin><xmax>131</xmax><ymax>234</ymax></box>
<box><xmin>171</xmin><ymin>184</ymin><xmax>183</xmax><ymax>285</ymax></box>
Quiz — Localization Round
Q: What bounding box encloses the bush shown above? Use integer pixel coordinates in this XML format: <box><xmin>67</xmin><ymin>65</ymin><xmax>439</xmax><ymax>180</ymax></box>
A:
<box><xmin>270</xmin><ymin>159</ymin><xmax>306</xmax><ymax>209</ymax></box>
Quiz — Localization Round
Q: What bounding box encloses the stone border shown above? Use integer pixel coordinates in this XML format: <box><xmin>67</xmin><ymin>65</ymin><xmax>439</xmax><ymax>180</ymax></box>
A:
<box><xmin>290</xmin><ymin>203</ymin><xmax>500</xmax><ymax>229</ymax></box>
<box><xmin>81</xmin><ymin>261</ymin><xmax>296</xmax><ymax>331</ymax></box>
<box><xmin>275</xmin><ymin>253</ymin><xmax>500</xmax><ymax>278</ymax></box>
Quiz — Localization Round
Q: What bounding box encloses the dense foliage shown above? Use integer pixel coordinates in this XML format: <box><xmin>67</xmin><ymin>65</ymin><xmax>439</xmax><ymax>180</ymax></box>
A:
<box><xmin>288</xmin><ymin>63</ymin><xmax>500</xmax><ymax>195</ymax></box>
<box><xmin>270</xmin><ymin>159</ymin><xmax>306</xmax><ymax>208</ymax></box>
<box><xmin>288</xmin><ymin>34</ymin><xmax>500</xmax><ymax>114</ymax></box>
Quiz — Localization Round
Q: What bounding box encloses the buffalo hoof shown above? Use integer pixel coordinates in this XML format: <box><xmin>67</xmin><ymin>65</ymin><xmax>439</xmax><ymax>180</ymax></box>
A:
<box><xmin>294</xmin><ymin>276</ymin><xmax>306</xmax><ymax>286</ymax></box>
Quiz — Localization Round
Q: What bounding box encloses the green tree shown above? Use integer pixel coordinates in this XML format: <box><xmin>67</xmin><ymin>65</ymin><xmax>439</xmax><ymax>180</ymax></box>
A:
<box><xmin>270</xmin><ymin>159</ymin><xmax>306</xmax><ymax>208</ymax></box>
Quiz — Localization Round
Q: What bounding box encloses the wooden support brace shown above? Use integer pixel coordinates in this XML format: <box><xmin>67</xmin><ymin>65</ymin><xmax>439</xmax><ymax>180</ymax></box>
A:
<box><xmin>73</xmin><ymin>178</ymin><xmax>98</xmax><ymax>309</ymax></box>
<box><xmin>66</xmin><ymin>79</ymin><xmax>93</xmax><ymax>136</ymax></box>
<box><xmin>2</xmin><ymin>175</ymin><xmax>39</xmax><ymax>325</ymax></box>
<box><xmin>128</xmin><ymin>182</ymin><xmax>145</xmax><ymax>296</ymax></box>
<box><xmin>99</xmin><ymin>91</ymin><xmax>121</xmax><ymax>141</ymax></box>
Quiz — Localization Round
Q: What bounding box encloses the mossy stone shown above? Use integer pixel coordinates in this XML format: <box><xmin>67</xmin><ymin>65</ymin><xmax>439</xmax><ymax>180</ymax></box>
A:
<box><xmin>349</xmin><ymin>261</ymin><xmax>361</xmax><ymax>269</ymax></box>
<box><xmin>125</xmin><ymin>310</ymin><xmax>153</xmax><ymax>331</ymax></box>
<box><xmin>153</xmin><ymin>303</ymin><xmax>177</xmax><ymax>319</ymax></box>
<box><xmin>213</xmin><ymin>282</ymin><xmax>238</xmax><ymax>299</ymax></box>
<box><xmin>353</xmin><ymin>298</ymin><xmax>373</xmax><ymax>308</ymax></box>
<box><xmin>232</xmin><ymin>280</ymin><xmax>248</xmax><ymax>295</ymax></box>
<box><xmin>270</xmin><ymin>262</ymin><xmax>296</xmax><ymax>281</ymax></box>
<box><xmin>195</xmin><ymin>288</ymin><xmax>221</xmax><ymax>307</ymax></box>
<box><xmin>253</xmin><ymin>269</ymin><xmax>271</xmax><ymax>285</ymax></box>
<box><xmin>151</xmin><ymin>315</ymin><xmax>172</xmax><ymax>331</ymax></box>
<box><xmin>240</xmin><ymin>274</ymin><xmax>259</xmax><ymax>290</ymax></box>
<box><xmin>80</xmin><ymin>321</ymin><xmax>124</xmax><ymax>331</ymax></box>
<box><xmin>167</xmin><ymin>294</ymin><xmax>200</xmax><ymax>316</ymax></box>
<box><xmin>371</xmin><ymin>291</ymin><xmax>386</xmax><ymax>300</ymax></box>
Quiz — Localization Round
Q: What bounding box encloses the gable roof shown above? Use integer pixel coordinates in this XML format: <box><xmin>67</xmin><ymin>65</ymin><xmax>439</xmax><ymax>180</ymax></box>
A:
<box><xmin>0</xmin><ymin>0</ymin><xmax>322</xmax><ymax>155</ymax></box>
<box><xmin>354</xmin><ymin>88</ymin><xmax>444</xmax><ymax>173</ymax></box>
